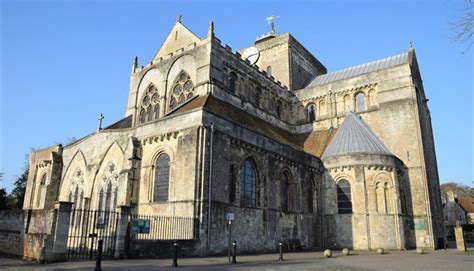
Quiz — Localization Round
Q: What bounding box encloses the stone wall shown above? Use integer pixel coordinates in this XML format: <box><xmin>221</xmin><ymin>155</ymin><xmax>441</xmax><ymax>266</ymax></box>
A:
<box><xmin>129</xmin><ymin>239</ymin><xmax>199</xmax><ymax>258</ymax></box>
<box><xmin>0</xmin><ymin>210</ymin><xmax>24</xmax><ymax>256</ymax></box>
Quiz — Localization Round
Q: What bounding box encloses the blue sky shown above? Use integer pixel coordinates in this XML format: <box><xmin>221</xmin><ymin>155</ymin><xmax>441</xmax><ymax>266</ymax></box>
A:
<box><xmin>1</xmin><ymin>0</ymin><xmax>472</xmax><ymax>191</ymax></box>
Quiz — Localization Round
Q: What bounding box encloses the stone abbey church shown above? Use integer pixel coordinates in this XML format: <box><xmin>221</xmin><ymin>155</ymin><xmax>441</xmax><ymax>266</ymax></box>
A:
<box><xmin>23</xmin><ymin>18</ymin><xmax>444</xmax><ymax>257</ymax></box>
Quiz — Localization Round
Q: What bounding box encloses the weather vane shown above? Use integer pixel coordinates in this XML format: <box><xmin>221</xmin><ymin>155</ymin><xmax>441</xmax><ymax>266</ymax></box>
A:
<box><xmin>266</xmin><ymin>15</ymin><xmax>279</xmax><ymax>35</ymax></box>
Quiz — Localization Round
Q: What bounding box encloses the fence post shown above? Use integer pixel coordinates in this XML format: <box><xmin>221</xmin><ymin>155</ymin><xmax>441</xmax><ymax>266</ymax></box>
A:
<box><xmin>114</xmin><ymin>206</ymin><xmax>130</xmax><ymax>258</ymax></box>
<box><xmin>231</xmin><ymin>240</ymin><xmax>237</xmax><ymax>264</ymax></box>
<box><xmin>172</xmin><ymin>241</ymin><xmax>178</xmax><ymax>267</ymax></box>
<box><xmin>278</xmin><ymin>240</ymin><xmax>284</xmax><ymax>261</ymax></box>
<box><xmin>95</xmin><ymin>239</ymin><xmax>103</xmax><ymax>271</ymax></box>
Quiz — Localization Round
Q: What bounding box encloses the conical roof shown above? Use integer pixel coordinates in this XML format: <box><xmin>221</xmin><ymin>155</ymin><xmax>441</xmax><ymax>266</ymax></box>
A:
<box><xmin>321</xmin><ymin>112</ymin><xmax>392</xmax><ymax>159</ymax></box>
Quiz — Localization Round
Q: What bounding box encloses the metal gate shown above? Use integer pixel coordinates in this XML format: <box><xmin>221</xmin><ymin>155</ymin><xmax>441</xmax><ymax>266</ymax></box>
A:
<box><xmin>66</xmin><ymin>209</ymin><xmax>119</xmax><ymax>259</ymax></box>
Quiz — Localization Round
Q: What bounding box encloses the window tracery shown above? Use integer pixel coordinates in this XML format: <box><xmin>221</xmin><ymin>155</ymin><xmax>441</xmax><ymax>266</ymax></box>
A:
<box><xmin>97</xmin><ymin>161</ymin><xmax>119</xmax><ymax>224</ymax></box>
<box><xmin>169</xmin><ymin>72</ymin><xmax>194</xmax><ymax>111</ymax></box>
<box><xmin>139</xmin><ymin>85</ymin><xmax>160</xmax><ymax>124</ymax></box>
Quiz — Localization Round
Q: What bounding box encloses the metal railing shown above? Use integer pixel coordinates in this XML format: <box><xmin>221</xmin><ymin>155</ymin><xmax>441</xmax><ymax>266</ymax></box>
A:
<box><xmin>130</xmin><ymin>214</ymin><xmax>196</xmax><ymax>240</ymax></box>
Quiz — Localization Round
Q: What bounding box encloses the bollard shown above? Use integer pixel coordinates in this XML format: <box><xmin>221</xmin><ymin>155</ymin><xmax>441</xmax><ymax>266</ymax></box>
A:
<box><xmin>231</xmin><ymin>240</ymin><xmax>237</xmax><ymax>264</ymax></box>
<box><xmin>95</xmin><ymin>239</ymin><xmax>103</xmax><ymax>271</ymax></box>
<box><xmin>172</xmin><ymin>241</ymin><xmax>178</xmax><ymax>267</ymax></box>
<box><xmin>278</xmin><ymin>241</ymin><xmax>284</xmax><ymax>261</ymax></box>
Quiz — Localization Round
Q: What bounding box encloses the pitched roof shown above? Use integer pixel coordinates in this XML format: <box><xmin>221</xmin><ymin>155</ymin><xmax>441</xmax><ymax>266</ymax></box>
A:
<box><xmin>457</xmin><ymin>197</ymin><xmax>474</xmax><ymax>213</ymax></box>
<box><xmin>307</xmin><ymin>52</ymin><xmax>409</xmax><ymax>87</ymax></box>
<box><xmin>322</xmin><ymin>112</ymin><xmax>392</xmax><ymax>159</ymax></box>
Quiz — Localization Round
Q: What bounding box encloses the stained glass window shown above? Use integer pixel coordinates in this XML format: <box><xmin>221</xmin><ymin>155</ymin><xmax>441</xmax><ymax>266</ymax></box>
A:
<box><xmin>153</xmin><ymin>153</ymin><xmax>171</xmax><ymax>202</ymax></box>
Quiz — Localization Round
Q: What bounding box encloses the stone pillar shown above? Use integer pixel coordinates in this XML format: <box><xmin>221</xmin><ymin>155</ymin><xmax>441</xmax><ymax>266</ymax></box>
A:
<box><xmin>114</xmin><ymin>206</ymin><xmax>130</xmax><ymax>258</ymax></box>
<box><xmin>454</xmin><ymin>224</ymin><xmax>466</xmax><ymax>252</ymax></box>
<box><xmin>48</xmin><ymin>201</ymin><xmax>73</xmax><ymax>261</ymax></box>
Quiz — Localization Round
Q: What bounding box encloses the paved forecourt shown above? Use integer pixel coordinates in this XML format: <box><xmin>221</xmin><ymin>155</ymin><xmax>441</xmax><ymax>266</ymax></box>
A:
<box><xmin>1</xmin><ymin>249</ymin><xmax>473</xmax><ymax>271</ymax></box>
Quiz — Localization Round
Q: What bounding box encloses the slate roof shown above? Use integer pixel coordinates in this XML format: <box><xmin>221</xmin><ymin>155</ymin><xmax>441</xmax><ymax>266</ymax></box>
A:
<box><xmin>307</xmin><ymin>52</ymin><xmax>409</xmax><ymax>87</ymax></box>
<box><xmin>321</xmin><ymin>112</ymin><xmax>392</xmax><ymax>159</ymax></box>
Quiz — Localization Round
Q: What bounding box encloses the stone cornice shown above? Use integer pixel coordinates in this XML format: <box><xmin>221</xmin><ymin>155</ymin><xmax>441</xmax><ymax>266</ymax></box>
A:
<box><xmin>141</xmin><ymin>131</ymin><xmax>180</xmax><ymax>145</ymax></box>
<box><xmin>228</xmin><ymin>135</ymin><xmax>321</xmax><ymax>173</ymax></box>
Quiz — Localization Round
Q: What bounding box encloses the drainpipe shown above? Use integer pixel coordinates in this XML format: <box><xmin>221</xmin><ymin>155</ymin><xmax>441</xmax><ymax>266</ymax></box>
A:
<box><xmin>207</xmin><ymin>122</ymin><xmax>215</xmax><ymax>253</ymax></box>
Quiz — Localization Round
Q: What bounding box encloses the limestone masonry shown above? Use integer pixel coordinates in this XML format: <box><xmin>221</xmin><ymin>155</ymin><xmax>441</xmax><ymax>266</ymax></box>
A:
<box><xmin>23</xmin><ymin>18</ymin><xmax>444</xmax><ymax>258</ymax></box>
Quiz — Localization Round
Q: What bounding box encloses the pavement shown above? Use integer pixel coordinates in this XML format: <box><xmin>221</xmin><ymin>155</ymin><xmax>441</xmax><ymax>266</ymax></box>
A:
<box><xmin>1</xmin><ymin>248</ymin><xmax>473</xmax><ymax>271</ymax></box>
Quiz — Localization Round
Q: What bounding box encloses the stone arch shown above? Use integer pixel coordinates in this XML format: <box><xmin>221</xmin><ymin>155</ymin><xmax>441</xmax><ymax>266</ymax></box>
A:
<box><xmin>305</xmin><ymin>173</ymin><xmax>317</xmax><ymax>214</ymax></box>
<box><xmin>168</xmin><ymin>70</ymin><xmax>195</xmax><ymax>111</ymax></box>
<box><xmin>147</xmin><ymin>146</ymin><xmax>176</xmax><ymax>202</ymax></box>
<box><xmin>238</xmin><ymin>157</ymin><xmax>259</xmax><ymax>207</ymax></box>
<box><xmin>59</xmin><ymin>150</ymin><xmax>89</xmax><ymax>202</ymax></box>
<box><xmin>279</xmin><ymin>167</ymin><xmax>297</xmax><ymax>212</ymax></box>
<box><xmin>318</xmin><ymin>99</ymin><xmax>326</xmax><ymax>116</ymax></box>
<box><xmin>90</xmin><ymin>141</ymin><xmax>125</xmax><ymax>210</ymax></box>
<box><xmin>165</xmin><ymin>54</ymin><xmax>197</xmax><ymax>111</ymax></box>
<box><xmin>373</xmin><ymin>172</ymin><xmax>393</xmax><ymax>214</ymax></box>
<box><xmin>343</xmin><ymin>94</ymin><xmax>352</xmax><ymax>112</ymax></box>
<box><xmin>367</xmin><ymin>88</ymin><xmax>377</xmax><ymax>107</ymax></box>
<box><xmin>135</xmin><ymin>68</ymin><xmax>163</xmax><ymax>114</ymax></box>
<box><xmin>354</xmin><ymin>91</ymin><xmax>366</xmax><ymax>112</ymax></box>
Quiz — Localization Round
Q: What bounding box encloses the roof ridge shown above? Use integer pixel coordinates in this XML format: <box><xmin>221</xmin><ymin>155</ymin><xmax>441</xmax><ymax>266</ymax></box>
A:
<box><xmin>307</xmin><ymin>51</ymin><xmax>409</xmax><ymax>87</ymax></box>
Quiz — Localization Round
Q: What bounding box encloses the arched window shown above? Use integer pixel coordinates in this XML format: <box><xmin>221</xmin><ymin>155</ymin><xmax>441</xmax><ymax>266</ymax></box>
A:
<box><xmin>307</xmin><ymin>177</ymin><xmax>315</xmax><ymax>214</ymax></box>
<box><xmin>255</xmin><ymin>87</ymin><xmax>261</xmax><ymax>106</ymax></box>
<box><xmin>337</xmin><ymin>179</ymin><xmax>352</xmax><ymax>214</ymax></box>
<box><xmin>307</xmin><ymin>104</ymin><xmax>316</xmax><ymax>122</ymax></box>
<box><xmin>281</xmin><ymin>173</ymin><xmax>289</xmax><ymax>212</ymax></box>
<box><xmin>36</xmin><ymin>174</ymin><xmax>46</xmax><ymax>208</ymax></box>
<box><xmin>276</xmin><ymin>100</ymin><xmax>283</xmax><ymax>118</ymax></box>
<box><xmin>266</xmin><ymin>66</ymin><xmax>272</xmax><ymax>77</ymax></box>
<box><xmin>343</xmin><ymin>94</ymin><xmax>351</xmax><ymax>111</ymax></box>
<box><xmin>355</xmin><ymin>92</ymin><xmax>366</xmax><ymax>112</ymax></box>
<box><xmin>367</xmin><ymin>89</ymin><xmax>376</xmax><ymax>107</ymax></box>
<box><xmin>240</xmin><ymin>159</ymin><xmax>257</xmax><ymax>207</ymax></box>
<box><xmin>139</xmin><ymin>84</ymin><xmax>160</xmax><ymax>124</ymax></box>
<box><xmin>153</xmin><ymin>153</ymin><xmax>171</xmax><ymax>202</ymax></box>
<box><xmin>281</xmin><ymin>171</ymin><xmax>296</xmax><ymax>212</ymax></box>
<box><xmin>229</xmin><ymin>72</ymin><xmax>237</xmax><ymax>93</ymax></box>
<box><xmin>169</xmin><ymin>71</ymin><xmax>194</xmax><ymax>111</ymax></box>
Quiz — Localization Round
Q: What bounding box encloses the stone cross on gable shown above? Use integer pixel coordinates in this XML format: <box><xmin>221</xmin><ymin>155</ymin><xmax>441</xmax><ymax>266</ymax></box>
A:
<box><xmin>97</xmin><ymin>113</ymin><xmax>104</xmax><ymax>132</ymax></box>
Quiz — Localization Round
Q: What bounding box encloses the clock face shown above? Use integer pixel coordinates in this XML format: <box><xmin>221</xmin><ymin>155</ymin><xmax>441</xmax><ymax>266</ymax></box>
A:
<box><xmin>242</xmin><ymin>46</ymin><xmax>260</xmax><ymax>65</ymax></box>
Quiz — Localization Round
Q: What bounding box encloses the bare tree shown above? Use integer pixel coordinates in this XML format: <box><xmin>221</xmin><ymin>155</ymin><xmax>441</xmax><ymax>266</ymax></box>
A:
<box><xmin>451</xmin><ymin>0</ymin><xmax>473</xmax><ymax>53</ymax></box>
<box><xmin>440</xmin><ymin>182</ymin><xmax>472</xmax><ymax>204</ymax></box>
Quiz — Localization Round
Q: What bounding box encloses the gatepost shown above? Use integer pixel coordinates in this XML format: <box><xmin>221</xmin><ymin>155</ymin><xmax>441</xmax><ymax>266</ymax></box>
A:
<box><xmin>49</xmin><ymin>201</ymin><xmax>73</xmax><ymax>261</ymax></box>
<box><xmin>114</xmin><ymin>205</ymin><xmax>130</xmax><ymax>258</ymax></box>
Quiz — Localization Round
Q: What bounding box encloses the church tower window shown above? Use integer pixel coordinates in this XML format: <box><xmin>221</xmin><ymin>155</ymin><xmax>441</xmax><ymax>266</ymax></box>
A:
<box><xmin>139</xmin><ymin>84</ymin><xmax>160</xmax><ymax>124</ymax></box>
<box><xmin>169</xmin><ymin>71</ymin><xmax>194</xmax><ymax>111</ymax></box>
<box><xmin>307</xmin><ymin>177</ymin><xmax>315</xmax><ymax>214</ymax></box>
<box><xmin>337</xmin><ymin>179</ymin><xmax>352</xmax><ymax>214</ymax></box>
<box><xmin>240</xmin><ymin>159</ymin><xmax>257</xmax><ymax>207</ymax></box>
<box><xmin>355</xmin><ymin>92</ymin><xmax>366</xmax><ymax>112</ymax></box>
<box><xmin>229</xmin><ymin>72</ymin><xmax>237</xmax><ymax>93</ymax></box>
<box><xmin>307</xmin><ymin>104</ymin><xmax>316</xmax><ymax>122</ymax></box>
<box><xmin>281</xmin><ymin>171</ymin><xmax>296</xmax><ymax>212</ymax></box>
<box><xmin>153</xmin><ymin>153</ymin><xmax>171</xmax><ymax>202</ymax></box>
